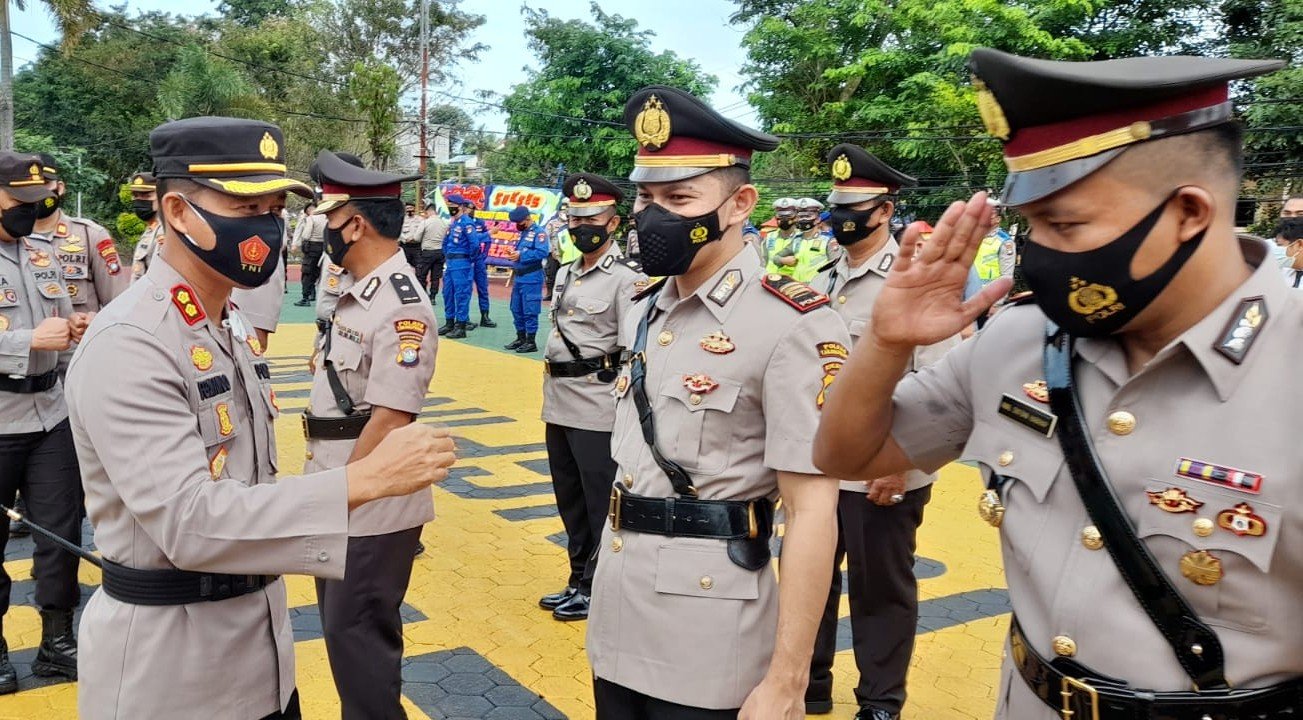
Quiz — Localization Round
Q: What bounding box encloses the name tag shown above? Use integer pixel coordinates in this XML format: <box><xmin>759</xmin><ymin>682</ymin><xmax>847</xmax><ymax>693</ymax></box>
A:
<box><xmin>998</xmin><ymin>393</ymin><xmax>1057</xmax><ymax>438</ymax></box>
<box><xmin>198</xmin><ymin>374</ymin><xmax>232</xmax><ymax>401</ymax></box>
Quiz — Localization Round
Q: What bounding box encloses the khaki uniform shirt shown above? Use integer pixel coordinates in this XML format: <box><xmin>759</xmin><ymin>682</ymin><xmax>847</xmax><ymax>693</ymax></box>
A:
<box><xmin>131</xmin><ymin>221</ymin><xmax>162</xmax><ymax>281</ymax></box>
<box><xmin>541</xmin><ymin>244</ymin><xmax>647</xmax><ymax>432</ymax></box>
<box><xmin>293</xmin><ymin>212</ymin><xmax>326</xmax><ymax>248</ymax></box>
<box><xmin>400</xmin><ymin>215</ymin><xmax>421</xmax><ymax>245</ymax></box>
<box><xmin>314</xmin><ymin>258</ymin><xmax>349</xmax><ymax>353</ymax></box>
<box><xmin>814</xmin><ymin>237</ymin><xmax>959</xmax><ymax>493</ymax></box>
<box><xmin>0</xmin><ymin>236</ymin><xmax>74</xmax><ymax>434</ymax></box>
<box><xmin>230</xmin><ymin>251</ymin><xmax>286</xmax><ymax>335</ymax></box>
<box><xmin>418</xmin><ymin>214</ymin><xmax>449</xmax><ymax>251</ymax></box>
<box><xmin>587</xmin><ymin>247</ymin><xmax>852</xmax><ymax>709</ymax></box>
<box><xmin>45</xmin><ymin>215</ymin><xmax>128</xmax><ymax>312</ymax></box>
<box><xmin>305</xmin><ymin>250</ymin><xmax>437</xmax><ymax>537</ymax></box>
<box><xmin>67</xmin><ymin>256</ymin><xmax>350</xmax><ymax>720</ymax></box>
<box><xmin>889</xmin><ymin>238</ymin><xmax>1303</xmax><ymax>719</ymax></box>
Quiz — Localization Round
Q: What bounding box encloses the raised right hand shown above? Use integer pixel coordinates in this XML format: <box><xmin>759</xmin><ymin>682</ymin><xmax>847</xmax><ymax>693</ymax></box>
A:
<box><xmin>869</xmin><ymin>192</ymin><xmax>1012</xmax><ymax>349</ymax></box>
<box><xmin>31</xmin><ymin>316</ymin><xmax>72</xmax><ymax>351</ymax></box>
<box><xmin>349</xmin><ymin>423</ymin><xmax>456</xmax><ymax>507</ymax></box>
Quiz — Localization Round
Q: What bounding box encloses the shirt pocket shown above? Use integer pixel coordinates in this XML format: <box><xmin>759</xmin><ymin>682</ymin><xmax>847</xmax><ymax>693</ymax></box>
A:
<box><xmin>197</xmin><ymin>384</ymin><xmax>243</xmax><ymax>480</ymax></box>
<box><xmin>657</xmin><ymin>374</ymin><xmax>743</xmax><ymax>477</ymax></box>
<box><xmin>0</xmin><ymin>287</ymin><xmax>18</xmax><ymax>309</ymax></box>
<box><xmin>847</xmin><ymin>318</ymin><xmax>867</xmax><ymax>340</ymax></box>
<box><xmin>961</xmin><ymin>418</ymin><xmax>1065</xmax><ymax>572</ymax></box>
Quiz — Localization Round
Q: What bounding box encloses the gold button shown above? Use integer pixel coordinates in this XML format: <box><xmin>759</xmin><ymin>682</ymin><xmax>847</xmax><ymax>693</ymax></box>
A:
<box><xmin>305</xmin><ymin>450</ymin><xmax>314</xmax><ymax>461</ymax></box>
<box><xmin>575</xmin><ymin>279</ymin><xmax>582</xmax><ymax>286</ymax></box>
<box><xmin>567</xmin><ymin>309</ymin><xmax>574</xmax><ymax>316</ymax></box>
<box><xmin>611</xmin><ymin>537</ymin><xmax>623</xmax><ymax>552</ymax></box>
<box><xmin>657</xmin><ymin>330</ymin><xmax>674</xmax><ymax>346</ymax></box>
<box><xmin>997</xmin><ymin>451</ymin><xmax>1014</xmax><ymax>467</ymax></box>
<box><xmin>689</xmin><ymin>394</ymin><xmax>702</xmax><ymax>406</ymax></box>
<box><xmin>1107</xmin><ymin>410</ymin><xmax>1136</xmax><ymax>436</ymax></box>
<box><xmin>1192</xmin><ymin>518</ymin><xmax>1215</xmax><ymax>538</ymax></box>
<box><xmin>1052</xmin><ymin>635</ymin><xmax>1077</xmax><ymax>658</ymax></box>
<box><xmin>699</xmin><ymin>576</ymin><xmax>714</xmax><ymax>590</ymax></box>
<box><xmin>622</xmin><ymin>474</ymin><xmax>633</xmax><ymax>489</ymax></box>
<box><xmin>1081</xmin><ymin>526</ymin><xmax>1103</xmax><ymax>550</ymax></box>
<box><xmin>837</xmin><ymin>295</ymin><xmax>846</xmax><ymax>304</ymax></box>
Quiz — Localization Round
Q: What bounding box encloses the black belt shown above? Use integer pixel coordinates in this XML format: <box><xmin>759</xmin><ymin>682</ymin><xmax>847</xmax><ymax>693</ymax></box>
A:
<box><xmin>301</xmin><ymin>412</ymin><xmax>372</xmax><ymax>440</ymax></box>
<box><xmin>446</xmin><ymin>252</ymin><xmax>470</xmax><ymax>260</ymax></box>
<box><xmin>544</xmin><ymin>351</ymin><xmax>623</xmax><ymax>379</ymax></box>
<box><xmin>1011</xmin><ymin>618</ymin><xmax>1303</xmax><ymax>720</ymax></box>
<box><xmin>515</xmin><ymin>263</ymin><xmax>544</xmax><ymax>276</ymax></box>
<box><xmin>100</xmin><ymin>559</ymin><xmax>278</xmax><ymax>606</ymax></box>
<box><xmin>608</xmin><ymin>485</ymin><xmax>774</xmax><ymax>570</ymax></box>
<box><xmin>0</xmin><ymin>370</ymin><xmax>58</xmax><ymax>394</ymax></box>
<box><xmin>315</xmin><ymin>318</ymin><xmax>330</xmax><ymax>335</ymax></box>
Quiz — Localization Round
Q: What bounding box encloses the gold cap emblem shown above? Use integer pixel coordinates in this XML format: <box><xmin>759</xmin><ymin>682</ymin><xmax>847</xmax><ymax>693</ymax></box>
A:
<box><xmin>634</xmin><ymin>94</ymin><xmax>672</xmax><ymax>151</ymax></box>
<box><xmin>259</xmin><ymin>131</ymin><xmax>280</xmax><ymax>161</ymax></box>
<box><xmin>972</xmin><ymin>77</ymin><xmax>1011</xmax><ymax>141</ymax></box>
<box><xmin>831</xmin><ymin>154</ymin><xmax>852</xmax><ymax>182</ymax></box>
<box><xmin>28</xmin><ymin>163</ymin><xmax>40</xmax><ymax>179</ymax></box>
<box><xmin>133</xmin><ymin>176</ymin><xmax>144</xmax><ymax>186</ymax></box>
<box><xmin>573</xmin><ymin>179</ymin><xmax>593</xmax><ymax>200</ymax></box>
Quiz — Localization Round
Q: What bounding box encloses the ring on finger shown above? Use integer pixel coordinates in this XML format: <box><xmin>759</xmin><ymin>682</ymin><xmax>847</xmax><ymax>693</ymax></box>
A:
<box><xmin>889</xmin><ymin>493</ymin><xmax>905</xmax><ymax>505</ymax></box>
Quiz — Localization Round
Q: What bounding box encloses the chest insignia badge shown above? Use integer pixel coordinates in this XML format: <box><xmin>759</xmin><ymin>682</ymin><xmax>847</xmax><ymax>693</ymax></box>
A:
<box><xmin>1146</xmin><ymin>487</ymin><xmax>1203</xmax><ymax>514</ymax></box>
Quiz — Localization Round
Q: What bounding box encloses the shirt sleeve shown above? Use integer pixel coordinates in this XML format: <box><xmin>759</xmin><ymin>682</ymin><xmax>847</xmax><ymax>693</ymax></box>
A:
<box><xmin>890</xmin><ymin>334</ymin><xmax>977</xmax><ymax>473</ymax></box>
<box><xmin>363</xmin><ymin>301</ymin><xmax>437</xmax><ymax>415</ymax></box>
<box><xmin>0</xmin><ymin>329</ymin><xmax>33</xmax><ymax>374</ymax></box>
<box><xmin>762</xmin><ymin>308</ymin><xmax>853</xmax><ymax>474</ymax></box>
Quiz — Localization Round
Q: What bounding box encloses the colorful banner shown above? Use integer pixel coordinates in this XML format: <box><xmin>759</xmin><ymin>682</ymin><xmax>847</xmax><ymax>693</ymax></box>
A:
<box><xmin>435</xmin><ymin>182</ymin><xmax>565</xmax><ymax>267</ymax></box>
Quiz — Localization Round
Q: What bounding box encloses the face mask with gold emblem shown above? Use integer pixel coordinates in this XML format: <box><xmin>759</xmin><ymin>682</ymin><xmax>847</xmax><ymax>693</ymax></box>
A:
<box><xmin>632</xmin><ymin>197</ymin><xmax>732</xmax><ymax>277</ymax></box>
<box><xmin>1020</xmin><ymin>189</ymin><xmax>1205</xmax><ymax>338</ymax></box>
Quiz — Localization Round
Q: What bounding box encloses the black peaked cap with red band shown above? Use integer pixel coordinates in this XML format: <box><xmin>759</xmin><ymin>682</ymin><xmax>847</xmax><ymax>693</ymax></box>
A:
<box><xmin>313</xmin><ymin>149</ymin><xmax>419</xmax><ymax>213</ymax></box>
<box><xmin>562</xmin><ymin>173</ymin><xmax>623</xmax><ymax>218</ymax></box>
<box><xmin>824</xmin><ymin>144</ymin><xmax>917</xmax><ymax>205</ymax></box>
<box><xmin>624</xmin><ymin>85</ymin><xmax>779</xmax><ymax>183</ymax></box>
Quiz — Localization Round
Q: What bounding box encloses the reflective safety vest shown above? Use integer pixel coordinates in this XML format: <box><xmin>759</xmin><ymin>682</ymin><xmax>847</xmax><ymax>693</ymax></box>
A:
<box><xmin>764</xmin><ymin>228</ymin><xmax>801</xmax><ymax>276</ymax></box>
<box><xmin>974</xmin><ymin>230</ymin><xmax>1009</xmax><ymax>281</ymax></box>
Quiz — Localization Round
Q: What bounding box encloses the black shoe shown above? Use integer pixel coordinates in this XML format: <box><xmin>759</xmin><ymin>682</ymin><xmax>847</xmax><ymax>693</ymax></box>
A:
<box><xmin>294</xmin><ymin>298</ymin><xmax>313</xmax><ymax>307</ymax></box>
<box><xmin>465</xmin><ymin>321</ymin><xmax>478</xmax><ymax>331</ymax></box>
<box><xmin>438</xmin><ymin>321</ymin><xmax>455</xmax><ymax>336</ymax></box>
<box><xmin>414</xmin><ymin>541</ymin><xmax>425</xmax><ymax>557</ymax></box>
<box><xmin>805</xmin><ymin>698</ymin><xmax>834</xmax><ymax>715</ymax></box>
<box><xmin>446</xmin><ymin>322</ymin><xmax>467</xmax><ymax>340</ymax></box>
<box><xmin>0</xmin><ymin>638</ymin><xmax>16</xmax><ymax>695</ymax></box>
<box><xmin>33</xmin><ymin>609</ymin><xmax>77</xmax><ymax>679</ymax></box>
<box><xmin>515</xmin><ymin>335</ymin><xmax>538</xmax><ymax>354</ymax></box>
<box><xmin>479</xmin><ymin>314</ymin><xmax>497</xmax><ymax>328</ymax></box>
<box><xmin>552</xmin><ymin>592</ymin><xmax>590</xmax><ymax>621</ymax></box>
<box><xmin>539</xmin><ymin>587</ymin><xmax>577</xmax><ymax>611</ymax></box>
<box><xmin>854</xmin><ymin>708</ymin><xmax>898</xmax><ymax>720</ymax></box>
<box><xmin>504</xmin><ymin>332</ymin><xmax>526</xmax><ymax>351</ymax></box>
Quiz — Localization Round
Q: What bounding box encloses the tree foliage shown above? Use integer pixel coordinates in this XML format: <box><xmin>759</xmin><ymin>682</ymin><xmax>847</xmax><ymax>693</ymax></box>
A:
<box><xmin>346</xmin><ymin>59</ymin><xmax>403</xmax><ymax>169</ymax></box>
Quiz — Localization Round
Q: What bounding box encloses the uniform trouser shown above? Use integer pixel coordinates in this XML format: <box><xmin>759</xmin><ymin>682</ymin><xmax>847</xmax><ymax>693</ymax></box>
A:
<box><xmin>473</xmin><ymin>258</ymin><xmax>490</xmax><ymax>314</ymax></box>
<box><xmin>401</xmin><ymin>243</ymin><xmax>421</xmax><ymax>270</ymax></box>
<box><xmin>299</xmin><ymin>242</ymin><xmax>323</xmax><ymax>302</ymax></box>
<box><xmin>510</xmin><ymin>275</ymin><xmax>544</xmax><ymax>334</ymax></box>
<box><xmin>543</xmin><ymin>256</ymin><xmax>561</xmax><ymax>299</ymax></box>
<box><xmin>544</xmin><ymin>424</ymin><xmax>615</xmax><ymax>594</ymax></box>
<box><xmin>594</xmin><ymin>677</ymin><xmax>738</xmax><ymax>720</ymax></box>
<box><xmin>808</xmin><ymin>485</ymin><xmax>932</xmax><ymax>714</ymax></box>
<box><xmin>315</xmin><ymin>526</ymin><xmax>422</xmax><ymax>720</ymax></box>
<box><xmin>415</xmin><ymin>249</ymin><xmax>445</xmax><ymax>298</ymax></box>
<box><xmin>0</xmin><ymin>419</ymin><xmax>83</xmax><ymax>615</ymax></box>
<box><xmin>442</xmin><ymin>258</ymin><xmax>473</xmax><ymax>323</ymax></box>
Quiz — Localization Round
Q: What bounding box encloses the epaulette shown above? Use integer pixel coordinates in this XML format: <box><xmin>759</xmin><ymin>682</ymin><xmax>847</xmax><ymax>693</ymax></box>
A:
<box><xmin>631</xmin><ymin>277</ymin><xmax>668</xmax><ymax>302</ymax></box>
<box><xmin>390</xmin><ymin>273</ymin><xmax>422</xmax><ymax>305</ymax></box>
<box><xmin>615</xmin><ymin>257</ymin><xmax>643</xmax><ymax>273</ymax></box>
<box><xmin>760</xmin><ymin>273</ymin><xmax>830</xmax><ymax>313</ymax></box>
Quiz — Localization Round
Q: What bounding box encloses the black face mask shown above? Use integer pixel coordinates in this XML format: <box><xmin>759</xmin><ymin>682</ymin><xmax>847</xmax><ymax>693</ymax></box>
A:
<box><xmin>35</xmin><ymin>193</ymin><xmax>61</xmax><ymax>220</ymax></box>
<box><xmin>633</xmin><ymin>198</ymin><xmax>730</xmax><ymax>277</ymax></box>
<box><xmin>570</xmin><ymin>223</ymin><xmax>610</xmax><ymax>254</ymax></box>
<box><xmin>1</xmin><ymin>202</ymin><xmax>39</xmax><ymax>239</ymax></box>
<box><xmin>515</xmin><ymin>221</ymin><xmax>530</xmax><ymax>231</ymax></box>
<box><xmin>828</xmin><ymin>205</ymin><xmax>882</xmax><ymax>247</ymax></box>
<box><xmin>1277</xmin><ymin>216</ymin><xmax>1303</xmax><ymax>242</ymax></box>
<box><xmin>777</xmin><ymin>217</ymin><xmax>794</xmax><ymax>230</ymax></box>
<box><xmin>323</xmin><ymin>216</ymin><xmax>354</xmax><ymax>266</ymax></box>
<box><xmin>1021</xmin><ymin>191</ymin><xmax>1205</xmax><ymax>338</ymax></box>
<box><xmin>795</xmin><ymin>218</ymin><xmax>815</xmax><ymax>231</ymax></box>
<box><xmin>132</xmin><ymin>200</ymin><xmax>157</xmax><ymax>221</ymax></box>
<box><xmin>177</xmin><ymin>197</ymin><xmax>285</xmax><ymax>289</ymax></box>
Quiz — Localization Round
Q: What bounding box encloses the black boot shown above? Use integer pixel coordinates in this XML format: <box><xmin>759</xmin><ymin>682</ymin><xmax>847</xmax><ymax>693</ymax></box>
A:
<box><xmin>33</xmin><ymin>609</ymin><xmax>77</xmax><ymax>679</ymax></box>
<box><xmin>479</xmin><ymin>313</ymin><xmax>497</xmax><ymax>328</ymax></box>
<box><xmin>504</xmin><ymin>332</ymin><xmax>525</xmax><ymax>350</ymax></box>
<box><xmin>446</xmin><ymin>322</ymin><xmax>467</xmax><ymax>340</ymax></box>
<box><xmin>0</xmin><ymin>635</ymin><xmax>16</xmax><ymax>695</ymax></box>
<box><xmin>437</xmin><ymin>320</ymin><xmax>455</xmax><ymax>336</ymax></box>
<box><xmin>515</xmin><ymin>334</ymin><xmax>538</xmax><ymax>353</ymax></box>
<box><xmin>465</xmin><ymin>320</ymin><xmax>478</xmax><ymax>331</ymax></box>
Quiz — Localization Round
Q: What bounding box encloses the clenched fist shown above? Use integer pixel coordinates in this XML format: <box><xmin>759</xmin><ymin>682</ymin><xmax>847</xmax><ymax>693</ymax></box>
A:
<box><xmin>346</xmin><ymin>423</ymin><xmax>456</xmax><ymax>509</ymax></box>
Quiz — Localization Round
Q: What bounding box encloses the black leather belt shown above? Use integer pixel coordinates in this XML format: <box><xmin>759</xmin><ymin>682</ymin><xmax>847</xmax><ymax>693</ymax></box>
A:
<box><xmin>515</xmin><ymin>263</ymin><xmax>544</xmax><ymax>276</ymax></box>
<box><xmin>0</xmin><ymin>369</ymin><xmax>57</xmax><ymax>394</ymax></box>
<box><xmin>100</xmin><ymin>559</ymin><xmax>278</xmax><ymax>606</ymax></box>
<box><xmin>544</xmin><ymin>351</ymin><xmax>623</xmax><ymax>379</ymax></box>
<box><xmin>315</xmin><ymin>318</ymin><xmax>330</xmax><ymax>335</ymax></box>
<box><xmin>1011</xmin><ymin>618</ymin><xmax>1303</xmax><ymax>720</ymax></box>
<box><xmin>301</xmin><ymin>411</ymin><xmax>372</xmax><ymax>440</ymax></box>
<box><xmin>608</xmin><ymin>485</ymin><xmax>769</xmax><ymax>540</ymax></box>
<box><xmin>446</xmin><ymin>252</ymin><xmax>470</xmax><ymax>260</ymax></box>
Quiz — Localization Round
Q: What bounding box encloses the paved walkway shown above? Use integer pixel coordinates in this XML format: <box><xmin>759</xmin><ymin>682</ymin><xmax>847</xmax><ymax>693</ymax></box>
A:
<box><xmin>0</xmin><ymin>281</ymin><xmax>1009</xmax><ymax>719</ymax></box>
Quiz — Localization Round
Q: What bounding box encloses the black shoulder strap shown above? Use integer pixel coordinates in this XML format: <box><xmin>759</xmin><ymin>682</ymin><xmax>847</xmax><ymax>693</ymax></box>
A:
<box><xmin>1043</xmin><ymin>324</ymin><xmax>1226</xmax><ymax>689</ymax></box>
<box><xmin>390</xmin><ymin>273</ymin><xmax>421</xmax><ymax>304</ymax></box>
<box><xmin>321</xmin><ymin>318</ymin><xmax>355</xmax><ymax>416</ymax></box>
<box><xmin>629</xmin><ymin>290</ymin><xmax>696</xmax><ymax>497</ymax></box>
<box><xmin>551</xmin><ymin>267</ymin><xmax>584</xmax><ymax>362</ymax></box>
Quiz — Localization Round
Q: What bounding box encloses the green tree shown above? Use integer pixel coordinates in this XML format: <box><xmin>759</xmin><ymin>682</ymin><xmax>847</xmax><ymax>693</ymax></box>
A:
<box><xmin>346</xmin><ymin>59</ymin><xmax>402</xmax><ymax>168</ymax></box>
<box><xmin>217</xmin><ymin>0</ymin><xmax>294</xmax><ymax>27</ymax></box>
<box><xmin>427</xmin><ymin>102</ymin><xmax>474</xmax><ymax>155</ymax></box>
<box><xmin>488</xmin><ymin>3</ymin><xmax>716</xmax><ymax>185</ymax></box>
<box><xmin>0</xmin><ymin>0</ymin><xmax>99</xmax><ymax>149</ymax></box>
<box><xmin>157</xmin><ymin>44</ymin><xmax>264</xmax><ymax>120</ymax></box>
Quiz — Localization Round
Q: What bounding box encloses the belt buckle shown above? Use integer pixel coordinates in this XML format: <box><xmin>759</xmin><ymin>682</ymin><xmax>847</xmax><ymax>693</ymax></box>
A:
<box><xmin>1060</xmin><ymin>676</ymin><xmax>1100</xmax><ymax>720</ymax></box>
<box><xmin>543</xmin><ymin>362</ymin><xmax>552</xmax><ymax>377</ymax></box>
<box><xmin>746</xmin><ymin>501</ymin><xmax>758</xmax><ymax>539</ymax></box>
<box><xmin>608</xmin><ymin>485</ymin><xmax>623</xmax><ymax>531</ymax></box>
<box><xmin>300</xmin><ymin>413</ymin><xmax>309</xmax><ymax>439</ymax></box>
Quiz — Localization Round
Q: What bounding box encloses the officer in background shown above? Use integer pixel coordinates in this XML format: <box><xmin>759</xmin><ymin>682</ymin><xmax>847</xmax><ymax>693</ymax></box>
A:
<box><xmin>807</xmin><ymin>144</ymin><xmax>958</xmax><ymax>720</ymax></box>
<box><xmin>463</xmin><ymin>197</ymin><xmax>497</xmax><ymax>330</ymax></box>
<box><xmin>793</xmin><ymin>198</ymin><xmax>833</xmax><ymax>282</ymax></box>
<box><xmin>305</xmin><ymin>150</ymin><xmax>439</xmax><ymax>719</ymax></box>
<box><xmin>292</xmin><ymin>201</ymin><xmax>326</xmax><ymax>307</ymax></box>
<box><xmin>414</xmin><ymin>204</ymin><xmax>448</xmax><ymax>299</ymax></box>
<box><xmin>816</xmin><ymin>50</ymin><xmax>1297</xmax><ymax>720</ymax></box>
<box><xmin>34</xmin><ymin>153</ymin><xmax>128</xmax><ymax>312</ymax></box>
<box><xmin>438</xmin><ymin>194</ymin><xmax>475</xmax><ymax>339</ymax></box>
<box><xmin>589</xmin><ymin>85</ymin><xmax>848</xmax><ymax>719</ymax></box>
<box><xmin>543</xmin><ymin>199</ymin><xmax>571</xmax><ymax>300</ymax></box>
<box><xmin>0</xmin><ymin>151</ymin><xmax>92</xmax><ymax>692</ymax></box>
<box><xmin>67</xmin><ymin>117</ymin><xmax>454</xmax><ymax>720</ymax></box>
<box><xmin>308</xmin><ymin>151</ymin><xmax>365</xmax><ymax>362</ymax></box>
<box><xmin>503</xmin><ymin>205</ymin><xmax>549</xmax><ymax>354</ymax></box>
<box><xmin>399</xmin><ymin>201</ymin><xmax>422</xmax><ymax>269</ymax></box>
<box><xmin>539</xmin><ymin>173</ymin><xmax>646</xmax><ymax>622</ymax></box>
<box><xmin>764</xmin><ymin>197</ymin><xmax>800</xmax><ymax>274</ymax></box>
<box><xmin>129</xmin><ymin>171</ymin><xmax>163</xmax><ymax>281</ymax></box>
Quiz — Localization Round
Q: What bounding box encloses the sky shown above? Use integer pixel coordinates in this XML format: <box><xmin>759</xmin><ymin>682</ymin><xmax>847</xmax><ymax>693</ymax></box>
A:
<box><xmin>8</xmin><ymin>0</ymin><xmax>758</xmax><ymax>132</ymax></box>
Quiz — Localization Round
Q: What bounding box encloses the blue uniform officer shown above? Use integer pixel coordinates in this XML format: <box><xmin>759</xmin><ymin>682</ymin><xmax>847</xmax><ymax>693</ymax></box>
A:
<box><xmin>438</xmin><ymin>194</ymin><xmax>475</xmax><ymax>339</ymax></box>
<box><xmin>463</xmin><ymin>199</ymin><xmax>497</xmax><ymax>329</ymax></box>
<box><xmin>504</xmin><ymin>205</ymin><xmax>549</xmax><ymax>353</ymax></box>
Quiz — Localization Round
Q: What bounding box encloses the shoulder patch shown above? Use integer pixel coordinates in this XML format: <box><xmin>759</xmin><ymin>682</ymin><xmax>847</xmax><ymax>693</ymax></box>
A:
<box><xmin>96</xmin><ymin>238</ymin><xmax>123</xmax><ymax>275</ymax></box>
<box><xmin>631</xmin><ymin>277</ymin><xmax>668</xmax><ymax>302</ymax></box>
<box><xmin>761</xmin><ymin>273</ymin><xmax>830</xmax><ymax>313</ymax></box>
<box><xmin>616</xmin><ymin>257</ymin><xmax>643</xmax><ymax>273</ymax></box>
<box><xmin>390</xmin><ymin>273</ymin><xmax>422</xmax><ymax>304</ymax></box>
<box><xmin>1215</xmin><ymin>296</ymin><xmax>1267</xmax><ymax>365</ymax></box>
<box><xmin>360</xmin><ymin>276</ymin><xmax>382</xmax><ymax>301</ymax></box>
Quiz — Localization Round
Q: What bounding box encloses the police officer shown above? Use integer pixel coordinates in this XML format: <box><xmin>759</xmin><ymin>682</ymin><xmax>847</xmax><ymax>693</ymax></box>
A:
<box><xmin>0</xmin><ymin>151</ymin><xmax>91</xmax><ymax>692</ymax></box>
<box><xmin>414</xmin><ymin>204</ymin><xmax>448</xmax><ymax>298</ymax></box>
<box><xmin>538</xmin><ymin>173</ymin><xmax>646</xmax><ymax>622</ymax></box>
<box><xmin>793</xmin><ymin>198</ymin><xmax>832</xmax><ymax>282</ymax></box>
<box><xmin>305</xmin><ymin>150</ymin><xmax>439</xmax><ymax>719</ymax></box>
<box><xmin>503</xmin><ymin>205</ymin><xmax>549</xmax><ymax>354</ymax></box>
<box><xmin>66</xmin><ymin>117</ymin><xmax>455</xmax><ymax>720</ymax></box>
<box><xmin>33</xmin><ymin>153</ymin><xmax>128</xmax><ymax>312</ymax></box>
<box><xmin>463</xmin><ymin>197</ymin><xmax>497</xmax><ymax>330</ymax></box>
<box><xmin>438</xmin><ymin>194</ymin><xmax>475</xmax><ymax>338</ymax></box>
<box><xmin>816</xmin><ymin>50</ymin><xmax>1297</xmax><ymax>720</ymax></box>
<box><xmin>588</xmin><ymin>86</ymin><xmax>849</xmax><ymax>719</ymax></box>
<box><xmin>292</xmin><ymin>201</ymin><xmax>326</xmax><ymax>307</ymax></box>
<box><xmin>807</xmin><ymin>144</ymin><xmax>958</xmax><ymax>720</ymax></box>
<box><xmin>129</xmin><ymin>171</ymin><xmax>163</xmax><ymax>281</ymax></box>
<box><xmin>765</xmin><ymin>197</ymin><xmax>802</xmax><ymax>275</ymax></box>
<box><xmin>399</xmin><ymin>201</ymin><xmax>422</xmax><ymax>268</ymax></box>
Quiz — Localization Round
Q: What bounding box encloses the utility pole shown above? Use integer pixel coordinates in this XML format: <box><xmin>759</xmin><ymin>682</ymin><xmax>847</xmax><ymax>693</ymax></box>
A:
<box><xmin>416</xmin><ymin>0</ymin><xmax>429</xmax><ymax>207</ymax></box>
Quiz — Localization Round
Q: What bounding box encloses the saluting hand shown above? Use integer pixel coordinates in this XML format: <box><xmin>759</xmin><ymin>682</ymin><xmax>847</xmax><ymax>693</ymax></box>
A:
<box><xmin>347</xmin><ymin>423</ymin><xmax>456</xmax><ymax>509</ymax></box>
<box><xmin>31</xmin><ymin>316</ymin><xmax>72</xmax><ymax>351</ymax></box>
<box><xmin>870</xmin><ymin>192</ymin><xmax>1012</xmax><ymax>350</ymax></box>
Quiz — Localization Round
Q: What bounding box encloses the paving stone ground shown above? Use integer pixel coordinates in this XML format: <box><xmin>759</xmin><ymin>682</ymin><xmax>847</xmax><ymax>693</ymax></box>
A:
<box><xmin>0</xmin><ymin>280</ymin><xmax>1009</xmax><ymax>719</ymax></box>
